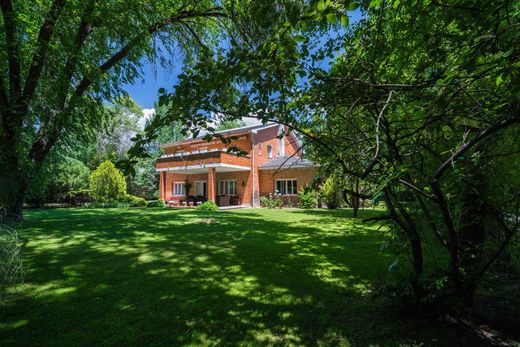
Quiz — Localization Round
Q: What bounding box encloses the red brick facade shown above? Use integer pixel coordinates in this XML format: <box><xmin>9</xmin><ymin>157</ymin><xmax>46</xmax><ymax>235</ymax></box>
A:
<box><xmin>156</xmin><ymin>124</ymin><xmax>317</xmax><ymax>206</ymax></box>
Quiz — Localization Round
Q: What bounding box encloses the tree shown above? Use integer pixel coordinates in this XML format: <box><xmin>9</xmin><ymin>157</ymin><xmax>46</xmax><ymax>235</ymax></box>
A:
<box><xmin>319</xmin><ymin>175</ymin><xmax>344</xmax><ymax>210</ymax></box>
<box><xmin>215</xmin><ymin>118</ymin><xmax>246</xmax><ymax>131</ymax></box>
<box><xmin>0</xmin><ymin>0</ymin><xmax>229</xmax><ymax>220</ymax></box>
<box><xmin>132</xmin><ymin>0</ymin><xmax>519</xmax><ymax>311</ymax></box>
<box><xmin>89</xmin><ymin>161</ymin><xmax>126</xmax><ymax>202</ymax></box>
<box><xmin>96</xmin><ymin>96</ymin><xmax>144</xmax><ymax>163</ymax></box>
<box><xmin>25</xmin><ymin>155</ymin><xmax>90</xmax><ymax>207</ymax></box>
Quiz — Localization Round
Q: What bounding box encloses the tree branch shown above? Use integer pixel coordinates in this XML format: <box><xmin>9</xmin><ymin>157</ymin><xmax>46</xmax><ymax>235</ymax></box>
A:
<box><xmin>432</xmin><ymin>115</ymin><xmax>520</xmax><ymax>181</ymax></box>
<box><xmin>1</xmin><ymin>0</ymin><xmax>21</xmax><ymax>100</ymax></box>
<box><xmin>22</xmin><ymin>0</ymin><xmax>67</xmax><ymax>105</ymax></box>
<box><xmin>398</xmin><ymin>179</ymin><xmax>438</xmax><ymax>202</ymax></box>
<box><xmin>59</xmin><ymin>0</ymin><xmax>95</xmax><ymax>106</ymax></box>
<box><xmin>374</xmin><ymin>90</ymin><xmax>393</xmax><ymax>160</ymax></box>
<box><xmin>74</xmin><ymin>8</ymin><xmax>226</xmax><ymax>97</ymax></box>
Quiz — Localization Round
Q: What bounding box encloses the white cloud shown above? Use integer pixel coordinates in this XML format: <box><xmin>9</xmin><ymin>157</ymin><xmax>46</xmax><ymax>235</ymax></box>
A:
<box><xmin>138</xmin><ymin>108</ymin><xmax>156</xmax><ymax>129</ymax></box>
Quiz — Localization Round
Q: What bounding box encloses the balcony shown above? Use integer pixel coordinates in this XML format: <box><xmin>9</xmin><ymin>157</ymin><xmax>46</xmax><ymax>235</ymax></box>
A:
<box><xmin>156</xmin><ymin>149</ymin><xmax>251</xmax><ymax>173</ymax></box>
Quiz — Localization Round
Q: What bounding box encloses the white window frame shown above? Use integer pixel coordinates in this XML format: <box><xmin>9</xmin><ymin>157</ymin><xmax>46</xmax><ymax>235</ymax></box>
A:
<box><xmin>258</xmin><ymin>143</ymin><xmax>262</xmax><ymax>156</ymax></box>
<box><xmin>218</xmin><ymin>180</ymin><xmax>237</xmax><ymax>195</ymax></box>
<box><xmin>267</xmin><ymin>144</ymin><xmax>273</xmax><ymax>159</ymax></box>
<box><xmin>194</xmin><ymin>181</ymin><xmax>207</xmax><ymax>196</ymax></box>
<box><xmin>275</xmin><ymin>179</ymin><xmax>298</xmax><ymax>196</ymax></box>
<box><xmin>173</xmin><ymin>182</ymin><xmax>186</xmax><ymax>196</ymax></box>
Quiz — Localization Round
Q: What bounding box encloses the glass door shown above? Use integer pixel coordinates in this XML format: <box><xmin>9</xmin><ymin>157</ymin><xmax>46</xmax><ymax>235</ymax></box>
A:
<box><xmin>195</xmin><ymin>181</ymin><xmax>207</xmax><ymax>197</ymax></box>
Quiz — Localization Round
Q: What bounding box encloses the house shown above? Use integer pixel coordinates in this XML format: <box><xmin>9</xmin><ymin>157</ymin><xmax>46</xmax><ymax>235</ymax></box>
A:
<box><xmin>156</xmin><ymin>123</ymin><xmax>317</xmax><ymax>207</ymax></box>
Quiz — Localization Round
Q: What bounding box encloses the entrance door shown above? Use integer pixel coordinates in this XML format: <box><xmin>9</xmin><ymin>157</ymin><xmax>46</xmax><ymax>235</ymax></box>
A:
<box><xmin>195</xmin><ymin>181</ymin><xmax>207</xmax><ymax>197</ymax></box>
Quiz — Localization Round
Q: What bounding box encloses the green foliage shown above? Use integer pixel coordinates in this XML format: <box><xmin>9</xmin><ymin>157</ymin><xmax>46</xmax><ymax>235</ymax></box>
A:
<box><xmin>0</xmin><ymin>0</ymin><xmax>233</xmax><ymax>218</ymax></box>
<box><xmin>196</xmin><ymin>201</ymin><xmax>219</xmax><ymax>211</ymax></box>
<box><xmin>127</xmin><ymin>158</ymin><xmax>159</xmax><ymax>199</ymax></box>
<box><xmin>132</xmin><ymin>0</ymin><xmax>520</xmax><ymax>309</ymax></box>
<box><xmin>260</xmin><ymin>193</ymin><xmax>284</xmax><ymax>208</ymax></box>
<box><xmin>124</xmin><ymin>195</ymin><xmax>147</xmax><ymax>207</ymax></box>
<box><xmin>298</xmin><ymin>190</ymin><xmax>317</xmax><ymax>209</ymax></box>
<box><xmin>89</xmin><ymin>161</ymin><xmax>127</xmax><ymax>203</ymax></box>
<box><xmin>215</xmin><ymin>119</ymin><xmax>246</xmax><ymax>131</ymax></box>
<box><xmin>146</xmin><ymin>200</ymin><xmax>166</xmax><ymax>208</ymax></box>
<box><xmin>0</xmin><ymin>224</ymin><xmax>23</xmax><ymax>298</ymax></box>
<box><xmin>25</xmin><ymin>156</ymin><xmax>91</xmax><ymax>207</ymax></box>
<box><xmin>320</xmin><ymin>176</ymin><xmax>343</xmax><ymax>210</ymax></box>
<box><xmin>64</xmin><ymin>189</ymin><xmax>93</xmax><ymax>206</ymax></box>
<box><xmin>83</xmin><ymin>202</ymin><xmax>131</xmax><ymax>209</ymax></box>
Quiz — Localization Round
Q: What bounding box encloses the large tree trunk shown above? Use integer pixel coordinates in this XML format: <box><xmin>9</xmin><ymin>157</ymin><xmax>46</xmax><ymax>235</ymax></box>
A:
<box><xmin>352</xmin><ymin>177</ymin><xmax>360</xmax><ymax>217</ymax></box>
<box><xmin>0</xmin><ymin>132</ymin><xmax>27</xmax><ymax>222</ymax></box>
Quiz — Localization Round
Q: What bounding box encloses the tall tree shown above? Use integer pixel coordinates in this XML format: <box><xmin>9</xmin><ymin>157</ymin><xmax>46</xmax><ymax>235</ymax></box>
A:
<box><xmin>0</xmin><ymin>0</ymin><xmax>229</xmax><ymax>220</ymax></box>
<box><xmin>133</xmin><ymin>0</ymin><xmax>520</xmax><ymax>310</ymax></box>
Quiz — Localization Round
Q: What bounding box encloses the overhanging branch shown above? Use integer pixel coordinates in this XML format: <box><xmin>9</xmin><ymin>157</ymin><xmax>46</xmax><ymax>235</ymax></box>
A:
<box><xmin>22</xmin><ymin>0</ymin><xmax>67</xmax><ymax>105</ymax></box>
<box><xmin>74</xmin><ymin>8</ymin><xmax>226</xmax><ymax>97</ymax></box>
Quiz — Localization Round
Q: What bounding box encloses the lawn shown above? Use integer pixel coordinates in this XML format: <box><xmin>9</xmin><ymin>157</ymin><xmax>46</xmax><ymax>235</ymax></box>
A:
<box><xmin>0</xmin><ymin>208</ymin><xmax>504</xmax><ymax>346</ymax></box>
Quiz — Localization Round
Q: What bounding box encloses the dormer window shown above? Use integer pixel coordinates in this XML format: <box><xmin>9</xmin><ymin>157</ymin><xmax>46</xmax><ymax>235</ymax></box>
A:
<box><xmin>267</xmin><ymin>145</ymin><xmax>273</xmax><ymax>159</ymax></box>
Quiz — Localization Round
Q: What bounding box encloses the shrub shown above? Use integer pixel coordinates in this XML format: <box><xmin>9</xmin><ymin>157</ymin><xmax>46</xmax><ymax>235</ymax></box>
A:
<box><xmin>299</xmin><ymin>190</ymin><xmax>317</xmax><ymax>209</ymax></box>
<box><xmin>55</xmin><ymin>158</ymin><xmax>91</xmax><ymax>196</ymax></box>
<box><xmin>25</xmin><ymin>157</ymin><xmax>91</xmax><ymax>207</ymax></box>
<box><xmin>83</xmin><ymin>202</ymin><xmax>130</xmax><ymax>208</ymax></box>
<box><xmin>320</xmin><ymin>176</ymin><xmax>343</xmax><ymax>209</ymax></box>
<box><xmin>89</xmin><ymin>161</ymin><xmax>127</xmax><ymax>203</ymax></box>
<box><xmin>124</xmin><ymin>194</ymin><xmax>146</xmax><ymax>207</ymax></box>
<box><xmin>146</xmin><ymin>199</ymin><xmax>166</xmax><ymax>208</ymax></box>
<box><xmin>0</xmin><ymin>224</ymin><xmax>23</xmax><ymax>298</ymax></box>
<box><xmin>260</xmin><ymin>193</ymin><xmax>284</xmax><ymax>208</ymax></box>
<box><xmin>64</xmin><ymin>189</ymin><xmax>92</xmax><ymax>206</ymax></box>
<box><xmin>196</xmin><ymin>201</ymin><xmax>219</xmax><ymax>211</ymax></box>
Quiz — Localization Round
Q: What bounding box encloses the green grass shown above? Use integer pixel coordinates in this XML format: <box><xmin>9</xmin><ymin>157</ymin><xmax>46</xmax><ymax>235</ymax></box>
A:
<box><xmin>0</xmin><ymin>208</ymin><xmax>498</xmax><ymax>346</ymax></box>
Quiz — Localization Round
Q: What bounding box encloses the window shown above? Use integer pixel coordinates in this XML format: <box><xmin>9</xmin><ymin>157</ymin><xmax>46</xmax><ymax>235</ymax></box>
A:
<box><xmin>173</xmin><ymin>182</ymin><xmax>186</xmax><ymax>196</ymax></box>
<box><xmin>195</xmin><ymin>181</ymin><xmax>207</xmax><ymax>196</ymax></box>
<box><xmin>275</xmin><ymin>179</ymin><xmax>297</xmax><ymax>195</ymax></box>
<box><xmin>267</xmin><ymin>144</ymin><xmax>273</xmax><ymax>158</ymax></box>
<box><xmin>218</xmin><ymin>180</ymin><xmax>237</xmax><ymax>195</ymax></box>
<box><xmin>258</xmin><ymin>144</ymin><xmax>262</xmax><ymax>156</ymax></box>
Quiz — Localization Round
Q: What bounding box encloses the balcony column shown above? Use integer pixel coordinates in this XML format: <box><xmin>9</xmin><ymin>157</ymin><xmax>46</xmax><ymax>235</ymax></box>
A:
<box><xmin>208</xmin><ymin>167</ymin><xmax>217</xmax><ymax>203</ymax></box>
<box><xmin>160</xmin><ymin>171</ymin><xmax>166</xmax><ymax>200</ymax></box>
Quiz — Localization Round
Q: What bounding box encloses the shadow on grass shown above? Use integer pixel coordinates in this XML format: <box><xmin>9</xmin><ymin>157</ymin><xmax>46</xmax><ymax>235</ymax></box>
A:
<box><xmin>0</xmin><ymin>208</ymin><xmax>491</xmax><ymax>346</ymax></box>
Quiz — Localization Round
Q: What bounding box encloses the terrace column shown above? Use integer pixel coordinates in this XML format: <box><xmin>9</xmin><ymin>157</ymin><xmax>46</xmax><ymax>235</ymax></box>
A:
<box><xmin>208</xmin><ymin>167</ymin><xmax>217</xmax><ymax>202</ymax></box>
<box><xmin>160</xmin><ymin>171</ymin><xmax>166</xmax><ymax>200</ymax></box>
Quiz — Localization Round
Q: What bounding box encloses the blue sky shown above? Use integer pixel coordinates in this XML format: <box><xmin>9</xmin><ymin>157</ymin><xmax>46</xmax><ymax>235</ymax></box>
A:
<box><xmin>122</xmin><ymin>59</ymin><xmax>182</xmax><ymax>110</ymax></box>
<box><xmin>122</xmin><ymin>9</ymin><xmax>364</xmax><ymax>111</ymax></box>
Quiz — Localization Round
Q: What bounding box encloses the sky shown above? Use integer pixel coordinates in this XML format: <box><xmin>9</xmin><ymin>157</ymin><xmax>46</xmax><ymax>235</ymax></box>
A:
<box><xmin>122</xmin><ymin>8</ymin><xmax>364</xmax><ymax>121</ymax></box>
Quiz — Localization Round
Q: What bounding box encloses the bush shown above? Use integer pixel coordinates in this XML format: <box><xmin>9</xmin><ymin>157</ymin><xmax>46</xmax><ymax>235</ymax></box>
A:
<box><xmin>64</xmin><ymin>189</ymin><xmax>92</xmax><ymax>206</ymax></box>
<box><xmin>55</xmin><ymin>158</ymin><xmax>91</xmax><ymax>196</ymax></box>
<box><xmin>25</xmin><ymin>172</ymin><xmax>48</xmax><ymax>207</ymax></box>
<box><xmin>320</xmin><ymin>176</ymin><xmax>343</xmax><ymax>209</ymax></box>
<box><xmin>89</xmin><ymin>161</ymin><xmax>127</xmax><ymax>203</ymax></box>
<box><xmin>25</xmin><ymin>156</ymin><xmax>91</xmax><ymax>207</ymax></box>
<box><xmin>83</xmin><ymin>202</ymin><xmax>130</xmax><ymax>208</ymax></box>
<box><xmin>124</xmin><ymin>194</ymin><xmax>146</xmax><ymax>207</ymax></box>
<box><xmin>146</xmin><ymin>199</ymin><xmax>166</xmax><ymax>208</ymax></box>
<box><xmin>0</xmin><ymin>224</ymin><xmax>23</xmax><ymax>298</ymax></box>
<box><xmin>260</xmin><ymin>193</ymin><xmax>284</xmax><ymax>208</ymax></box>
<box><xmin>196</xmin><ymin>201</ymin><xmax>219</xmax><ymax>211</ymax></box>
<box><xmin>299</xmin><ymin>190</ymin><xmax>317</xmax><ymax>209</ymax></box>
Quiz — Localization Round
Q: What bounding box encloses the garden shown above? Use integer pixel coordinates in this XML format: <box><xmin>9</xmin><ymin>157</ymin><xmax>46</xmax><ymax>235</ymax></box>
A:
<box><xmin>0</xmin><ymin>1</ymin><xmax>519</xmax><ymax>345</ymax></box>
<box><xmin>1</xmin><ymin>208</ymin><xmax>517</xmax><ymax>346</ymax></box>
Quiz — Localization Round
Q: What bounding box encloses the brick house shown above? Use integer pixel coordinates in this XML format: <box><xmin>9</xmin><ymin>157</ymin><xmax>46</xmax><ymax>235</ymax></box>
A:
<box><xmin>156</xmin><ymin>123</ymin><xmax>317</xmax><ymax>207</ymax></box>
